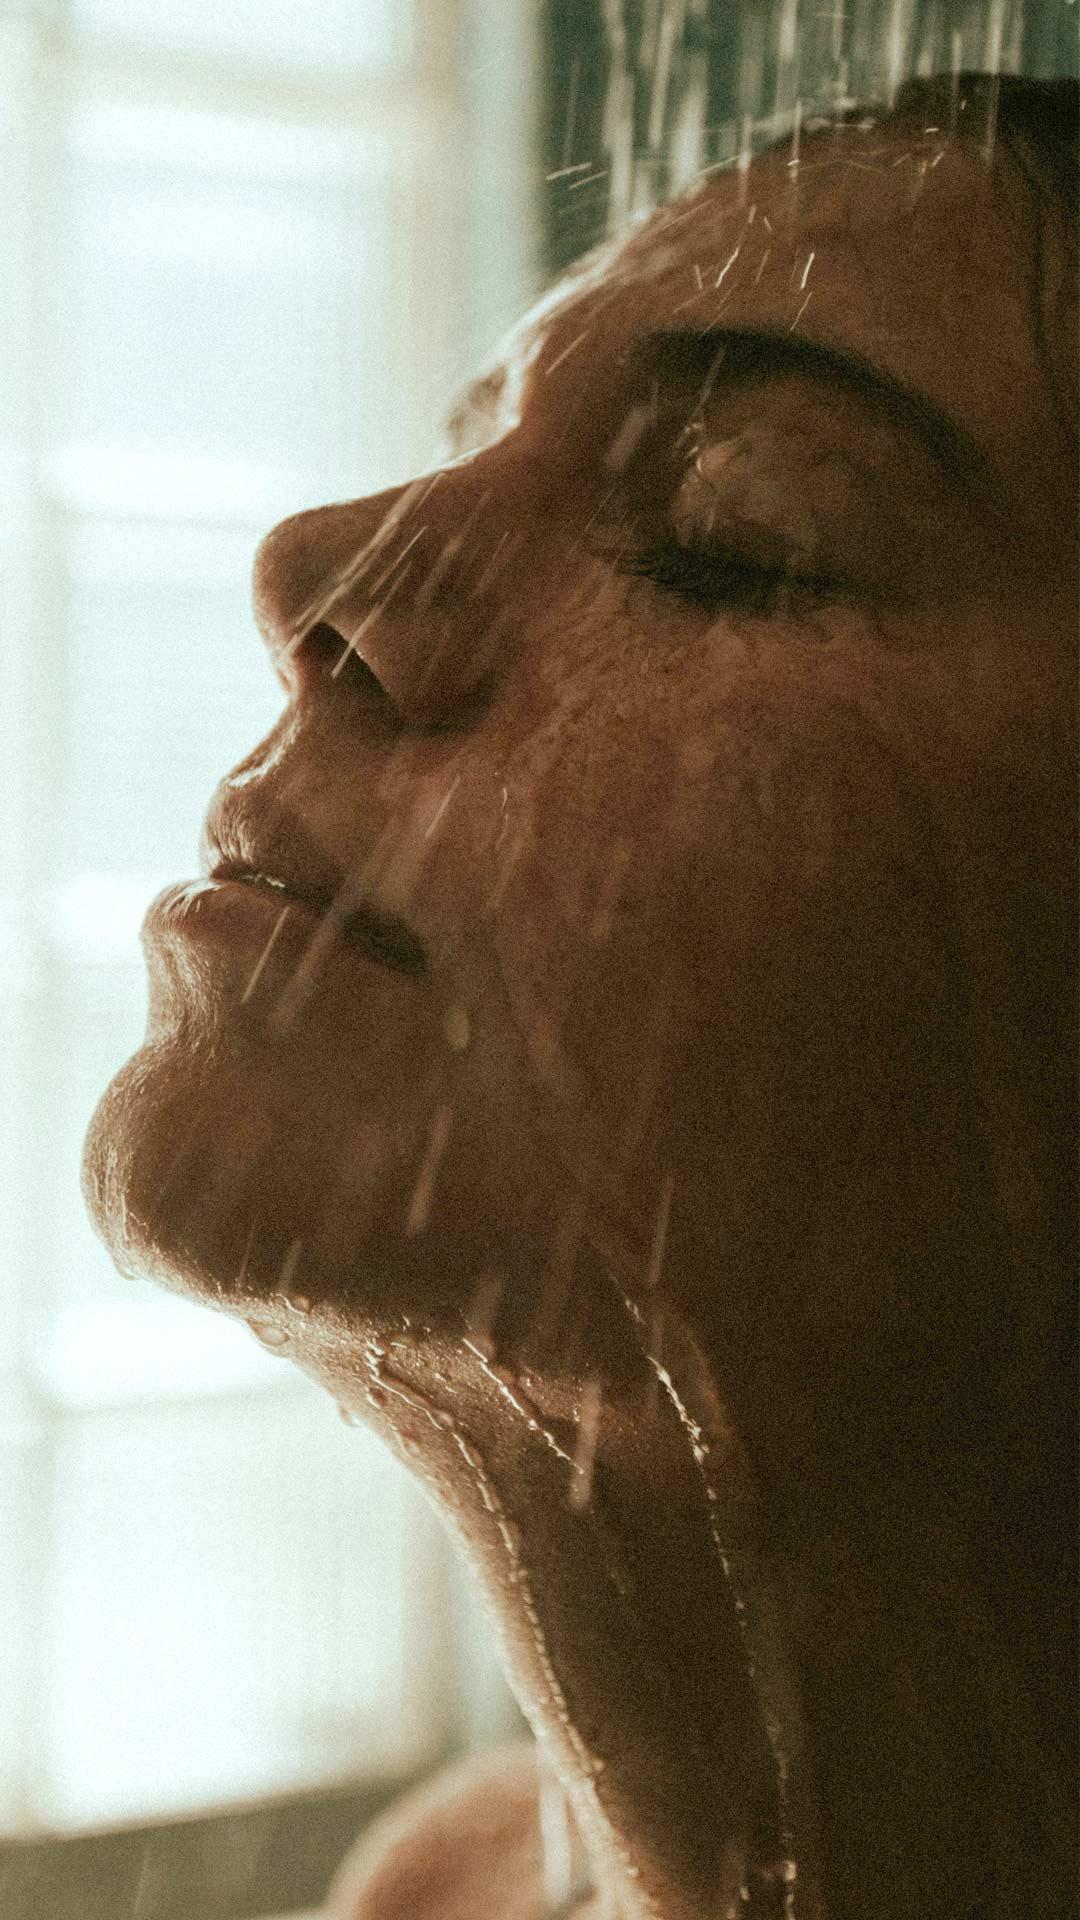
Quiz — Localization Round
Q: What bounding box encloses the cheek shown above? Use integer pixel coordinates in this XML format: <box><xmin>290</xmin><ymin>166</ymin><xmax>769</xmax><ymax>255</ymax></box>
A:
<box><xmin>474</xmin><ymin>679</ymin><xmax>705</xmax><ymax>1194</ymax></box>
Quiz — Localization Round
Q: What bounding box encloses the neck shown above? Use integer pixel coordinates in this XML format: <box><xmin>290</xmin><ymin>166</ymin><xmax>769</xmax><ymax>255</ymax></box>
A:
<box><xmin>302</xmin><ymin>1284</ymin><xmax>827</xmax><ymax>1920</ymax></box>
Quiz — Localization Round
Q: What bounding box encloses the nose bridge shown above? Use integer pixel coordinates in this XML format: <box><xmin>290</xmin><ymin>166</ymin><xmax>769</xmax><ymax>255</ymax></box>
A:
<box><xmin>252</xmin><ymin>459</ymin><xmax>529</xmax><ymax>719</ymax></box>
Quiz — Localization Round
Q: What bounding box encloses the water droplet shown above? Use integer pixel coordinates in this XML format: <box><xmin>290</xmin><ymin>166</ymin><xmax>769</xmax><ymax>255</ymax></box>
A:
<box><xmin>444</xmin><ymin>1003</ymin><xmax>470</xmax><ymax>1051</ymax></box>
<box><xmin>248</xmin><ymin>1321</ymin><xmax>289</xmax><ymax>1352</ymax></box>
<box><xmin>284</xmin><ymin>1292</ymin><xmax>311</xmax><ymax>1314</ymax></box>
<box><xmin>338</xmin><ymin>1402</ymin><xmax>363</xmax><ymax>1427</ymax></box>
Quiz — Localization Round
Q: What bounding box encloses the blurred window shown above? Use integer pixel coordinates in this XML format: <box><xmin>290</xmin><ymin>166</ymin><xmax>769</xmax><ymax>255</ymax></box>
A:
<box><xmin>0</xmin><ymin>0</ymin><xmax>533</xmax><ymax>1850</ymax></box>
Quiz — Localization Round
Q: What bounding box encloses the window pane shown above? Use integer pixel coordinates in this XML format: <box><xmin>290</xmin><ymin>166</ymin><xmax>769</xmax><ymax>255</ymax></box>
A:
<box><xmin>29</xmin><ymin>958</ymin><xmax>149</xmax><ymax>1314</ymax></box>
<box><xmin>0</xmin><ymin>1413</ymin><xmax>41</xmax><ymax>1829</ymax></box>
<box><xmin>60</xmin><ymin>517</ymin><xmax>283</xmax><ymax>882</ymax></box>
<box><xmin>54</xmin><ymin>105</ymin><xmax>391</xmax><ymax>477</ymax></box>
<box><xmin>39</xmin><ymin>1389</ymin><xmax>440</xmax><ymax>1827</ymax></box>
<box><xmin>71</xmin><ymin>0</ymin><xmax>411</xmax><ymax>76</ymax></box>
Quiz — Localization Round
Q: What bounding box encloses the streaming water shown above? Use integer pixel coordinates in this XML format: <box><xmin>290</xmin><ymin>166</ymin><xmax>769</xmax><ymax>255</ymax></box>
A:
<box><xmin>462</xmin><ymin>1338</ymin><xmax>579</xmax><ymax>1471</ymax></box>
<box><xmin>546</xmin><ymin>0</ymin><xmax>1031</xmax><ymax>282</ymax></box>
<box><xmin>621</xmin><ymin>1291</ymin><xmax>806</xmax><ymax>1917</ymax></box>
<box><xmin>143</xmin><ymin>12</ymin><xmax>1067</xmax><ymax>1920</ymax></box>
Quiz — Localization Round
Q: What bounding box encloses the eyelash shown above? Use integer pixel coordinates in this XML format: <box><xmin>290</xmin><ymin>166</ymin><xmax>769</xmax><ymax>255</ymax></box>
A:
<box><xmin>623</xmin><ymin>535</ymin><xmax>838</xmax><ymax>617</ymax></box>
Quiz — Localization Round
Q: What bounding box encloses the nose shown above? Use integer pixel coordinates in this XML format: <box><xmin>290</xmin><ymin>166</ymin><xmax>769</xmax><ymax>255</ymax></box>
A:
<box><xmin>251</xmin><ymin>463</ymin><xmax>523</xmax><ymax>727</ymax></box>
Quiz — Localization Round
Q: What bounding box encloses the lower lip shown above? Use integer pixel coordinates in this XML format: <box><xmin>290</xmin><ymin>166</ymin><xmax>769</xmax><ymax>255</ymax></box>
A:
<box><xmin>144</xmin><ymin>877</ymin><xmax>422</xmax><ymax>1010</ymax></box>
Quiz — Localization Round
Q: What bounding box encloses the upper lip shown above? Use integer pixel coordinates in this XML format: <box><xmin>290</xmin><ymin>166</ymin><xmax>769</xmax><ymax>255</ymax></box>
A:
<box><xmin>203</xmin><ymin>800</ymin><xmax>429</xmax><ymax>981</ymax></box>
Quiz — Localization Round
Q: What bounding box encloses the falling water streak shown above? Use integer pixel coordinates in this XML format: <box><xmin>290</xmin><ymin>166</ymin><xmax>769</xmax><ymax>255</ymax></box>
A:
<box><xmin>885</xmin><ymin>0</ymin><xmax>912</xmax><ymax>108</ymax></box>
<box><xmin>737</xmin><ymin>114</ymin><xmax>753</xmax><ymax>207</ymax></box>
<box><xmin>330</xmin><ymin>555</ymin><xmax>417</xmax><ymax>680</ymax></box>
<box><xmin>415</xmin><ymin>487</ymin><xmax>492</xmax><ymax>611</ymax></box>
<box><xmin>645</xmin><ymin>0</ymin><xmax>679</xmax><ymax>154</ymax></box>
<box><xmin>621</xmin><ymin>1293</ymin><xmax>800</xmax><ymax>1919</ymax></box>
<box><xmin>235</xmin><ymin>1216</ymin><xmax>258</xmax><ymax>1289</ymax></box>
<box><xmin>267</xmin><ymin>894</ymin><xmax>351</xmax><ymax>1029</ymax></box>
<box><xmin>789</xmin><ymin>290</ymin><xmax>812</xmax><ymax>331</ymax></box>
<box><xmin>544</xmin><ymin>329</ymin><xmax>593</xmax><ymax>377</ymax></box>
<box><xmin>668</xmin><ymin>47</ymin><xmax>707</xmax><ymax>194</ymax></box>
<box><xmin>424</xmin><ymin>775</ymin><xmax>462</xmax><ymax>841</ymax></box>
<box><xmin>240</xmin><ymin>904</ymin><xmax>291</xmax><ymax>1004</ymax></box>
<box><xmin>601</xmin><ymin>0</ymin><xmax>633</xmax><ymax>228</ymax></box>
<box><xmin>788</xmin><ymin>95</ymin><xmax>802</xmax><ymax>175</ymax></box>
<box><xmin>981</xmin><ymin>0</ymin><xmax>1005</xmax><ymax>167</ymax></box>
<box><xmin>949</xmin><ymin>27</ymin><xmax>963</xmax><ymax>134</ymax></box>
<box><xmin>280</xmin><ymin>469</ymin><xmax>446</xmax><ymax>669</ymax></box>
<box><xmin>405</xmin><ymin>1103</ymin><xmax>453</xmax><ymax>1238</ymax></box>
<box><xmin>797</xmin><ymin>249</ymin><xmax>815</xmax><ymax>291</ymax></box>
<box><xmin>569</xmin><ymin>1377</ymin><xmax>603</xmax><ymax>1511</ymax></box>
<box><xmin>365</xmin><ymin>523</ymin><xmax>429</xmax><ymax>598</ymax></box>
<box><xmin>714</xmin><ymin>243</ymin><xmax>742</xmax><ymax>289</ymax></box>
<box><xmin>274</xmin><ymin>1235</ymin><xmax>305</xmax><ymax>1305</ymax></box>
<box><xmin>464</xmin><ymin>1265</ymin><xmax>505</xmax><ymax>1358</ymax></box>
<box><xmin>561</xmin><ymin>48</ymin><xmax>581</xmax><ymax>168</ymax></box>
<box><xmin>469</xmin><ymin>527</ymin><xmax>524</xmax><ymax>599</ymax></box>
<box><xmin>753</xmin><ymin>246</ymin><xmax>772</xmax><ymax>285</ymax></box>
<box><xmin>444</xmin><ymin>1002</ymin><xmax>471</xmax><ymax>1052</ymax></box>
<box><xmin>484</xmin><ymin>824</ymin><xmax>530</xmax><ymax>915</ymax></box>
<box><xmin>644</xmin><ymin>1173</ymin><xmax>675</xmax><ymax>1291</ymax></box>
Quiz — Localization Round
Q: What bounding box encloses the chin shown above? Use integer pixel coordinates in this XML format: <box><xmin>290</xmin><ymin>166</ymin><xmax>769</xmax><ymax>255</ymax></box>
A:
<box><xmin>80</xmin><ymin>1010</ymin><xmax>568</xmax><ymax>1351</ymax></box>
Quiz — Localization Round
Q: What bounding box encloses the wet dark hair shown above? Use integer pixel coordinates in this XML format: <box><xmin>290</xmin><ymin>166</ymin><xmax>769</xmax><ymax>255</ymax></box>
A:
<box><xmin>893</xmin><ymin>75</ymin><xmax>1079</xmax><ymax>439</ymax></box>
<box><xmin>894</xmin><ymin>70</ymin><xmax>1079</xmax><ymax>216</ymax></box>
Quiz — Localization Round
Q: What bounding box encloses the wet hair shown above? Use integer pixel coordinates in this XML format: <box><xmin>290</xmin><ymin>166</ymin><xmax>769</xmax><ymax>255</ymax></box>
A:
<box><xmin>894</xmin><ymin>74</ymin><xmax>1079</xmax><ymax>440</ymax></box>
<box><xmin>894</xmin><ymin>70</ymin><xmax>1079</xmax><ymax>216</ymax></box>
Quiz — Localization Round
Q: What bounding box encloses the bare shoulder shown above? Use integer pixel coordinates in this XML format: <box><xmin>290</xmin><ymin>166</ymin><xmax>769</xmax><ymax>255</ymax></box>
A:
<box><xmin>325</xmin><ymin>1743</ymin><xmax>592</xmax><ymax>1920</ymax></box>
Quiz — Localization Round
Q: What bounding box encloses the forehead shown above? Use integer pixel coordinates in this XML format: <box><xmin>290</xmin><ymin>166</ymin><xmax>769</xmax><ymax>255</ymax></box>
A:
<box><xmin>481</xmin><ymin>121</ymin><xmax>1052</xmax><ymax>499</ymax></box>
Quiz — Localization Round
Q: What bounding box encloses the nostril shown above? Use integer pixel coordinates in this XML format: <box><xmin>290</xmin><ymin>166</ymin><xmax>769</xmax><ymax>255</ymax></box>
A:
<box><xmin>288</xmin><ymin>621</ymin><xmax>402</xmax><ymax>723</ymax></box>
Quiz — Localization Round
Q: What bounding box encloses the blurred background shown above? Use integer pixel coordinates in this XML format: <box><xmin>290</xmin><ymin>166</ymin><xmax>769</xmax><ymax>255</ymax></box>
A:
<box><xmin>0</xmin><ymin>2</ymin><xmax>1074</xmax><ymax>1916</ymax></box>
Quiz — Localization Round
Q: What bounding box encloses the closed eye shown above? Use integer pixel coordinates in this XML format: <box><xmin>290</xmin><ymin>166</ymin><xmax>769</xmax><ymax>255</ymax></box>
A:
<box><xmin>621</xmin><ymin>533</ymin><xmax>846</xmax><ymax>617</ymax></box>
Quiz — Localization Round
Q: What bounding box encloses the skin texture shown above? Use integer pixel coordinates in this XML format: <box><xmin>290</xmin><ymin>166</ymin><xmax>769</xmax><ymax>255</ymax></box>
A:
<box><xmin>84</xmin><ymin>101</ymin><xmax>1077</xmax><ymax>1920</ymax></box>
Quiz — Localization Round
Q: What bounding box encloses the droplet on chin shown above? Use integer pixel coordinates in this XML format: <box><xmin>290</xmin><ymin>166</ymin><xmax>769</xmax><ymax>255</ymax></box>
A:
<box><xmin>248</xmin><ymin>1321</ymin><xmax>290</xmax><ymax>1352</ymax></box>
<box><xmin>338</xmin><ymin>1402</ymin><xmax>363</xmax><ymax>1427</ymax></box>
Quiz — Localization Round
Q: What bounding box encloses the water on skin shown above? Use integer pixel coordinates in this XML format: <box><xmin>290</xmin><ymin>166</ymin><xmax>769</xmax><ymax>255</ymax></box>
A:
<box><xmin>248</xmin><ymin>1320</ymin><xmax>290</xmax><ymax>1351</ymax></box>
<box><xmin>622</xmin><ymin>1292</ymin><xmax>801</xmax><ymax>1918</ymax></box>
<box><xmin>355</xmin><ymin>1348</ymin><xmax>671</xmax><ymax>1916</ymax></box>
<box><xmin>462</xmin><ymin>1337</ymin><xmax>578</xmax><ymax>1472</ymax></box>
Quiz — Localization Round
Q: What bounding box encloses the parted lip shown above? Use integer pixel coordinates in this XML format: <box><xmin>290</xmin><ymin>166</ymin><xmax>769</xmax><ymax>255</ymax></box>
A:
<box><xmin>211</xmin><ymin>865</ymin><xmax>429</xmax><ymax>980</ymax></box>
<box><xmin>204</xmin><ymin>799</ymin><xmax>429</xmax><ymax>981</ymax></box>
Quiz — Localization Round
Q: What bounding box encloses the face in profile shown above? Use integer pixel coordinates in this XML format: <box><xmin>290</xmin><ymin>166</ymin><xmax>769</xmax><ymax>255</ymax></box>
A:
<box><xmin>83</xmin><ymin>82</ymin><xmax>1076</xmax><ymax>1920</ymax></box>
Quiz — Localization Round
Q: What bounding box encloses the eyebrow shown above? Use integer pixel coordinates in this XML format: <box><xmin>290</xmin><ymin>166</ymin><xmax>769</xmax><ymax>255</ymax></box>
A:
<box><xmin>640</xmin><ymin>324</ymin><xmax>1004</xmax><ymax>509</ymax></box>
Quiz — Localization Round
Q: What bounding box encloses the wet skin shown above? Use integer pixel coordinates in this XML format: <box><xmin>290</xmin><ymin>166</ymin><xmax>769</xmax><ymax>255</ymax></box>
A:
<box><xmin>84</xmin><ymin>108</ymin><xmax>1076</xmax><ymax>1920</ymax></box>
